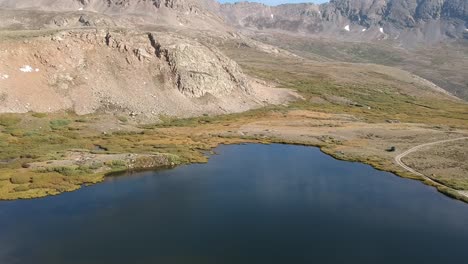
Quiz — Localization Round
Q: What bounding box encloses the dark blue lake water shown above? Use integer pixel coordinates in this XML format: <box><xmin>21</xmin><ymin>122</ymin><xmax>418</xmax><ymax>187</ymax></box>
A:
<box><xmin>1</xmin><ymin>144</ymin><xmax>467</xmax><ymax>264</ymax></box>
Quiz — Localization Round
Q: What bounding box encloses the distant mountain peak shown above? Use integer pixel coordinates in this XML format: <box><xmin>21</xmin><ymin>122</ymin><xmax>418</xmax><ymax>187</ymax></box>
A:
<box><xmin>220</xmin><ymin>0</ymin><xmax>467</xmax><ymax>43</ymax></box>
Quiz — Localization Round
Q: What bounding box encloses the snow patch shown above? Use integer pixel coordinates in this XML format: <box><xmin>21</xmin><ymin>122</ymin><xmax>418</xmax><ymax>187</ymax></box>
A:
<box><xmin>0</xmin><ymin>74</ymin><xmax>9</xmax><ymax>80</ymax></box>
<box><xmin>362</xmin><ymin>28</ymin><xmax>367</xmax><ymax>32</ymax></box>
<box><xmin>270</xmin><ymin>14</ymin><xmax>274</xmax><ymax>19</ymax></box>
<box><xmin>19</xmin><ymin>65</ymin><xmax>39</xmax><ymax>73</ymax></box>
<box><xmin>379</xmin><ymin>27</ymin><xmax>384</xmax><ymax>34</ymax></box>
<box><xmin>344</xmin><ymin>25</ymin><xmax>350</xmax><ymax>31</ymax></box>
<box><xmin>78</xmin><ymin>7</ymin><xmax>83</xmax><ymax>11</ymax></box>
<box><xmin>19</xmin><ymin>65</ymin><xmax>33</xmax><ymax>72</ymax></box>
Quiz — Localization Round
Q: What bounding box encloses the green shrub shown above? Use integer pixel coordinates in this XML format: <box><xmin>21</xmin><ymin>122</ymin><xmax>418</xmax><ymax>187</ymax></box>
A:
<box><xmin>105</xmin><ymin>160</ymin><xmax>127</xmax><ymax>169</ymax></box>
<box><xmin>7</xmin><ymin>129</ymin><xmax>25</xmax><ymax>137</ymax></box>
<box><xmin>53</xmin><ymin>166</ymin><xmax>79</xmax><ymax>176</ymax></box>
<box><xmin>39</xmin><ymin>164</ymin><xmax>101</xmax><ymax>177</ymax></box>
<box><xmin>39</xmin><ymin>166</ymin><xmax>79</xmax><ymax>176</ymax></box>
<box><xmin>0</xmin><ymin>114</ymin><xmax>21</xmax><ymax>127</ymax></box>
<box><xmin>14</xmin><ymin>185</ymin><xmax>30</xmax><ymax>192</ymax></box>
<box><xmin>32</xmin><ymin>113</ymin><xmax>47</xmax><ymax>118</ymax></box>
<box><xmin>62</xmin><ymin>131</ymin><xmax>80</xmax><ymax>139</ymax></box>
<box><xmin>117</xmin><ymin>116</ymin><xmax>128</xmax><ymax>123</ymax></box>
<box><xmin>166</xmin><ymin>153</ymin><xmax>182</xmax><ymax>165</ymax></box>
<box><xmin>10</xmin><ymin>174</ymin><xmax>31</xmax><ymax>184</ymax></box>
<box><xmin>77</xmin><ymin>166</ymin><xmax>93</xmax><ymax>174</ymax></box>
<box><xmin>49</xmin><ymin>119</ymin><xmax>71</xmax><ymax>130</ymax></box>
<box><xmin>88</xmin><ymin>161</ymin><xmax>103</xmax><ymax>170</ymax></box>
<box><xmin>23</xmin><ymin>131</ymin><xmax>40</xmax><ymax>137</ymax></box>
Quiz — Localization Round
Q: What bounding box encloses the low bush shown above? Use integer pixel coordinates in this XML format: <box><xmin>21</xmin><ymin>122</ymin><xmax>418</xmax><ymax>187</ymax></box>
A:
<box><xmin>87</xmin><ymin>161</ymin><xmax>104</xmax><ymax>170</ymax></box>
<box><xmin>0</xmin><ymin>114</ymin><xmax>21</xmax><ymax>127</ymax></box>
<box><xmin>49</xmin><ymin>119</ymin><xmax>71</xmax><ymax>130</ymax></box>
<box><xmin>39</xmin><ymin>166</ymin><xmax>80</xmax><ymax>176</ymax></box>
<box><xmin>13</xmin><ymin>185</ymin><xmax>30</xmax><ymax>192</ymax></box>
<box><xmin>10</xmin><ymin>174</ymin><xmax>31</xmax><ymax>184</ymax></box>
<box><xmin>32</xmin><ymin>113</ymin><xmax>47</xmax><ymax>118</ymax></box>
<box><xmin>117</xmin><ymin>116</ymin><xmax>128</xmax><ymax>123</ymax></box>
<box><xmin>105</xmin><ymin>160</ymin><xmax>127</xmax><ymax>169</ymax></box>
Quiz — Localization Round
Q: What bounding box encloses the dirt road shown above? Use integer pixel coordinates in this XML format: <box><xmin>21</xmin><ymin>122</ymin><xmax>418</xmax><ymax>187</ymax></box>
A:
<box><xmin>395</xmin><ymin>137</ymin><xmax>468</xmax><ymax>199</ymax></box>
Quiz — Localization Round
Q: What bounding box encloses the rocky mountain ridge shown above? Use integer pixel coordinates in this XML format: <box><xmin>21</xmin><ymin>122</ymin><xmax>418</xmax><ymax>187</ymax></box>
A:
<box><xmin>220</xmin><ymin>0</ymin><xmax>467</xmax><ymax>44</ymax></box>
<box><xmin>0</xmin><ymin>0</ymin><xmax>465</xmax><ymax>118</ymax></box>
<box><xmin>0</xmin><ymin>0</ymin><xmax>226</xmax><ymax>32</ymax></box>
<box><xmin>1</xmin><ymin>0</ymin><xmax>466</xmax><ymax>43</ymax></box>
<box><xmin>0</xmin><ymin>0</ymin><xmax>468</xmax><ymax>43</ymax></box>
<box><xmin>0</xmin><ymin>0</ymin><xmax>217</xmax><ymax>12</ymax></box>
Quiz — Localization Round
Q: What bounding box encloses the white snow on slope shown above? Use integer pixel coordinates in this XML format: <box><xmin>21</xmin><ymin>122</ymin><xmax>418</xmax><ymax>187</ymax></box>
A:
<box><xmin>379</xmin><ymin>27</ymin><xmax>384</xmax><ymax>34</ymax></box>
<box><xmin>344</xmin><ymin>25</ymin><xmax>350</xmax><ymax>31</ymax></box>
<box><xmin>19</xmin><ymin>65</ymin><xmax>39</xmax><ymax>73</ymax></box>
<box><xmin>19</xmin><ymin>65</ymin><xmax>33</xmax><ymax>72</ymax></box>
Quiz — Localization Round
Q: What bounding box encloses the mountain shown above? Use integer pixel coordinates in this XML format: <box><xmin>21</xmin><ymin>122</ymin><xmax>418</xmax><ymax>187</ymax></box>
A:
<box><xmin>0</xmin><ymin>0</ymin><xmax>225</xmax><ymax>31</ymax></box>
<box><xmin>0</xmin><ymin>0</ymin><xmax>466</xmax><ymax>116</ymax></box>
<box><xmin>2</xmin><ymin>0</ymin><xmax>466</xmax><ymax>44</ymax></box>
<box><xmin>0</xmin><ymin>0</ymin><xmax>299</xmax><ymax>117</ymax></box>
<box><xmin>220</xmin><ymin>0</ymin><xmax>468</xmax><ymax>44</ymax></box>
<box><xmin>0</xmin><ymin>0</ymin><xmax>219</xmax><ymax>12</ymax></box>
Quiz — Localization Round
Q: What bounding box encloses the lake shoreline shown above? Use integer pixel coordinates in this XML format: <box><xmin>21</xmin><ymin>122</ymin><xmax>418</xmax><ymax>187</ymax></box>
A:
<box><xmin>2</xmin><ymin>143</ymin><xmax>468</xmax><ymax>264</ymax></box>
<box><xmin>2</xmin><ymin>139</ymin><xmax>467</xmax><ymax>204</ymax></box>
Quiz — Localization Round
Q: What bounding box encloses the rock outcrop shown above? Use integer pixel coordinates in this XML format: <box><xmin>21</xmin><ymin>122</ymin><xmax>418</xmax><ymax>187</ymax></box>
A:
<box><xmin>148</xmin><ymin>33</ymin><xmax>249</xmax><ymax>98</ymax></box>
<box><xmin>0</xmin><ymin>29</ymin><xmax>294</xmax><ymax>117</ymax></box>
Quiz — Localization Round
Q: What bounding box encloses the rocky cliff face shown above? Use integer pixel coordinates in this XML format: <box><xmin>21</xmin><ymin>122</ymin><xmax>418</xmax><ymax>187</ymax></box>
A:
<box><xmin>148</xmin><ymin>33</ymin><xmax>249</xmax><ymax>98</ymax></box>
<box><xmin>220</xmin><ymin>0</ymin><xmax>467</xmax><ymax>43</ymax></box>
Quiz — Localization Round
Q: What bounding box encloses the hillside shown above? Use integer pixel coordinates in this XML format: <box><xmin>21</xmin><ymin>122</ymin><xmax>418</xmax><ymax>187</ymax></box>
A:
<box><xmin>0</xmin><ymin>0</ymin><xmax>467</xmax><ymax>202</ymax></box>
<box><xmin>0</xmin><ymin>1</ymin><xmax>298</xmax><ymax>118</ymax></box>
<box><xmin>3</xmin><ymin>0</ymin><xmax>466</xmax><ymax>43</ymax></box>
<box><xmin>2</xmin><ymin>0</ymin><xmax>465</xmax><ymax>100</ymax></box>
<box><xmin>220</xmin><ymin>0</ymin><xmax>468</xmax><ymax>45</ymax></box>
<box><xmin>219</xmin><ymin>0</ymin><xmax>468</xmax><ymax>100</ymax></box>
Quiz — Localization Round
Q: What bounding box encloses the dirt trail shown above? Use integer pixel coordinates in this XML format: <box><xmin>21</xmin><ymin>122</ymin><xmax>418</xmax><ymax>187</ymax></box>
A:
<box><xmin>395</xmin><ymin>137</ymin><xmax>468</xmax><ymax>199</ymax></box>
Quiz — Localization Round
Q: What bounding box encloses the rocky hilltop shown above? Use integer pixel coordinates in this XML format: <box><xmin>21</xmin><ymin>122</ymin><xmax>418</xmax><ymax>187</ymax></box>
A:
<box><xmin>220</xmin><ymin>0</ymin><xmax>467</xmax><ymax>44</ymax></box>
<box><xmin>0</xmin><ymin>0</ymin><xmax>298</xmax><ymax>118</ymax></box>
<box><xmin>0</xmin><ymin>28</ymin><xmax>297</xmax><ymax>118</ymax></box>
